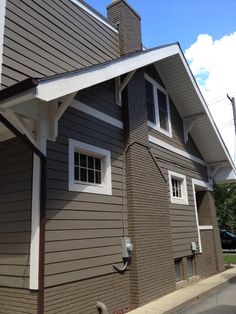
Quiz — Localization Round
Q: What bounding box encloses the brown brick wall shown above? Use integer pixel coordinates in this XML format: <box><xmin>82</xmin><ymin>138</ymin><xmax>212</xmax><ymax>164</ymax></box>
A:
<box><xmin>123</xmin><ymin>69</ymin><xmax>176</xmax><ymax>307</ymax></box>
<box><xmin>107</xmin><ymin>0</ymin><xmax>142</xmax><ymax>55</ymax></box>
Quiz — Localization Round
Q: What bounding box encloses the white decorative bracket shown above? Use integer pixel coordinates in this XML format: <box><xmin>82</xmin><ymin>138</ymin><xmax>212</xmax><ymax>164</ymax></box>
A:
<box><xmin>5</xmin><ymin>109</ymin><xmax>36</xmax><ymax>144</ymax></box>
<box><xmin>115</xmin><ymin>70</ymin><xmax>136</xmax><ymax>106</ymax></box>
<box><xmin>183</xmin><ymin>113</ymin><xmax>205</xmax><ymax>143</ymax></box>
<box><xmin>50</xmin><ymin>92</ymin><xmax>77</xmax><ymax>141</ymax></box>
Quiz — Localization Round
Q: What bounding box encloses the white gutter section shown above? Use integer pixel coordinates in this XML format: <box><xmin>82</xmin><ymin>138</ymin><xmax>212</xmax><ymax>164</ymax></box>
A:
<box><xmin>0</xmin><ymin>0</ymin><xmax>6</xmax><ymax>87</ymax></box>
<box><xmin>70</xmin><ymin>0</ymin><xmax>118</xmax><ymax>33</ymax></box>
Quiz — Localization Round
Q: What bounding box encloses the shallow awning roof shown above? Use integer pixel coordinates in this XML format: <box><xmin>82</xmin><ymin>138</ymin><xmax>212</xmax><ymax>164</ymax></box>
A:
<box><xmin>0</xmin><ymin>43</ymin><xmax>235</xmax><ymax>183</ymax></box>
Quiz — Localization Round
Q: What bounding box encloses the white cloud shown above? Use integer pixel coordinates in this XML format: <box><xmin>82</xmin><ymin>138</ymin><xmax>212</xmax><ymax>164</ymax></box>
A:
<box><xmin>185</xmin><ymin>33</ymin><xmax>236</xmax><ymax>162</ymax></box>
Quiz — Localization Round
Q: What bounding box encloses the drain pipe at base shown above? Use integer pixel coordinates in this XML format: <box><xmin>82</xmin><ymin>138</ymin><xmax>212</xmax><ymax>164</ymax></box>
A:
<box><xmin>0</xmin><ymin>114</ymin><xmax>46</xmax><ymax>314</ymax></box>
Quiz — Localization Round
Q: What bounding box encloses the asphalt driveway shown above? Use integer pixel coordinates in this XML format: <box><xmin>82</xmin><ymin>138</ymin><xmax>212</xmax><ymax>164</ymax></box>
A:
<box><xmin>177</xmin><ymin>276</ymin><xmax>236</xmax><ymax>314</ymax></box>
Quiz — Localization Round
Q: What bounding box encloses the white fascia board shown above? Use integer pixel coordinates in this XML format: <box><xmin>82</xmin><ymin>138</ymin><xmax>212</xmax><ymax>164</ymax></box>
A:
<box><xmin>70</xmin><ymin>0</ymin><xmax>118</xmax><ymax>33</ymax></box>
<box><xmin>0</xmin><ymin>89</ymin><xmax>36</xmax><ymax>109</ymax></box>
<box><xmin>35</xmin><ymin>45</ymin><xmax>180</xmax><ymax>102</ymax></box>
<box><xmin>178</xmin><ymin>52</ymin><xmax>236</xmax><ymax>175</ymax></box>
<box><xmin>214</xmin><ymin>167</ymin><xmax>236</xmax><ymax>184</ymax></box>
<box><xmin>0</xmin><ymin>0</ymin><xmax>6</xmax><ymax>86</ymax></box>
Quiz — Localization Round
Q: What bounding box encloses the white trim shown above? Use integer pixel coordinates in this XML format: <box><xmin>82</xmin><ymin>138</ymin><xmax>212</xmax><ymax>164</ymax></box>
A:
<box><xmin>192</xmin><ymin>178</ymin><xmax>212</xmax><ymax>191</ymax></box>
<box><xmin>70</xmin><ymin>0</ymin><xmax>118</xmax><ymax>33</ymax></box>
<box><xmin>191</xmin><ymin>178</ymin><xmax>212</xmax><ymax>254</ymax></box>
<box><xmin>71</xmin><ymin>99</ymin><xmax>123</xmax><ymax>129</ymax></box>
<box><xmin>29</xmin><ymin>154</ymin><xmax>41</xmax><ymax>290</ymax></box>
<box><xmin>168</xmin><ymin>170</ymin><xmax>188</xmax><ymax>205</ymax></box>
<box><xmin>69</xmin><ymin>139</ymin><xmax>112</xmax><ymax>195</ymax></box>
<box><xmin>199</xmin><ymin>225</ymin><xmax>213</xmax><ymax>230</ymax></box>
<box><xmin>192</xmin><ymin>181</ymin><xmax>202</xmax><ymax>253</ymax></box>
<box><xmin>145</xmin><ymin>73</ymin><xmax>172</xmax><ymax>138</ymax></box>
<box><xmin>149</xmin><ymin>135</ymin><xmax>206</xmax><ymax>166</ymax></box>
<box><xmin>0</xmin><ymin>0</ymin><xmax>6</xmax><ymax>87</ymax></box>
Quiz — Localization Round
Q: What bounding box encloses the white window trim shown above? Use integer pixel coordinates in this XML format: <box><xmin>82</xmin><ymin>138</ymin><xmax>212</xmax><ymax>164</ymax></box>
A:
<box><xmin>168</xmin><ymin>171</ymin><xmax>188</xmax><ymax>205</ymax></box>
<box><xmin>69</xmin><ymin>139</ymin><xmax>112</xmax><ymax>195</ymax></box>
<box><xmin>145</xmin><ymin>73</ymin><xmax>172</xmax><ymax>138</ymax></box>
<box><xmin>192</xmin><ymin>178</ymin><xmax>212</xmax><ymax>253</ymax></box>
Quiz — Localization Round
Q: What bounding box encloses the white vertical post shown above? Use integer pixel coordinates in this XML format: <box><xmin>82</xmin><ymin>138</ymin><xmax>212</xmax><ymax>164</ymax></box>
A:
<box><xmin>29</xmin><ymin>104</ymin><xmax>48</xmax><ymax>290</ymax></box>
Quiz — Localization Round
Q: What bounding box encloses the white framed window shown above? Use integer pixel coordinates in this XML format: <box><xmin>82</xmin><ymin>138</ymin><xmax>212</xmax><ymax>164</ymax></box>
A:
<box><xmin>69</xmin><ymin>139</ymin><xmax>112</xmax><ymax>195</ymax></box>
<box><xmin>144</xmin><ymin>73</ymin><xmax>172</xmax><ymax>137</ymax></box>
<box><xmin>168</xmin><ymin>171</ymin><xmax>188</xmax><ymax>205</ymax></box>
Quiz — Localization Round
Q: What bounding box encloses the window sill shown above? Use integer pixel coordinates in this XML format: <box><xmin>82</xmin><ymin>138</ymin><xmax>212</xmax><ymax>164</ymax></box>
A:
<box><xmin>170</xmin><ymin>197</ymin><xmax>189</xmax><ymax>205</ymax></box>
<box><xmin>148</xmin><ymin>121</ymin><xmax>172</xmax><ymax>138</ymax></box>
<box><xmin>69</xmin><ymin>182</ymin><xmax>112</xmax><ymax>195</ymax></box>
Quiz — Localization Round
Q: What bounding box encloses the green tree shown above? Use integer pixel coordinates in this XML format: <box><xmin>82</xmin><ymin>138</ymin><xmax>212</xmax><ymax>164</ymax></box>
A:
<box><xmin>214</xmin><ymin>183</ymin><xmax>236</xmax><ymax>231</ymax></box>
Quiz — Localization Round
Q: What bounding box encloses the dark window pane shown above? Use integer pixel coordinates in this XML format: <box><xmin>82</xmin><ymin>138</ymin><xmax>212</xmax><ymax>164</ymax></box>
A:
<box><xmin>74</xmin><ymin>167</ymin><xmax>79</xmax><ymax>180</ymax></box>
<box><xmin>88</xmin><ymin>156</ymin><xmax>94</xmax><ymax>169</ymax></box>
<box><xmin>95</xmin><ymin>158</ymin><xmax>101</xmax><ymax>170</ymax></box>
<box><xmin>74</xmin><ymin>152</ymin><xmax>79</xmax><ymax>165</ymax></box>
<box><xmin>88</xmin><ymin>169</ymin><xmax>95</xmax><ymax>183</ymax></box>
<box><xmin>80</xmin><ymin>168</ymin><xmax>87</xmax><ymax>182</ymax></box>
<box><xmin>145</xmin><ymin>80</ymin><xmax>156</xmax><ymax>124</ymax></box>
<box><xmin>80</xmin><ymin>154</ymin><xmax>87</xmax><ymax>167</ymax></box>
<box><xmin>187</xmin><ymin>257</ymin><xmax>194</xmax><ymax>277</ymax></box>
<box><xmin>174</xmin><ymin>259</ymin><xmax>181</xmax><ymax>282</ymax></box>
<box><xmin>95</xmin><ymin>171</ymin><xmax>101</xmax><ymax>184</ymax></box>
<box><xmin>158</xmin><ymin>89</ymin><xmax>168</xmax><ymax>131</ymax></box>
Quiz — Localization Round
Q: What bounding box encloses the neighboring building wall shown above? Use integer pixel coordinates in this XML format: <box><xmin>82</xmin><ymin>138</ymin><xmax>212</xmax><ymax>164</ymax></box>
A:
<box><xmin>44</xmin><ymin>80</ymin><xmax>131</xmax><ymax>312</ymax></box>
<box><xmin>123</xmin><ymin>69</ymin><xmax>176</xmax><ymax>307</ymax></box>
<box><xmin>0</xmin><ymin>138</ymin><xmax>36</xmax><ymax>311</ymax></box>
<box><xmin>2</xmin><ymin>0</ymin><xmax>119</xmax><ymax>88</ymax></box>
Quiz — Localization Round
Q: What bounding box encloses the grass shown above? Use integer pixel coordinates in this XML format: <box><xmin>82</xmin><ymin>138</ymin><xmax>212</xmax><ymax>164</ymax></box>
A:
<box><xmin>223</xmin><ymin>254</ymin><xmax>236</xmax><ymax>265</ymax></box>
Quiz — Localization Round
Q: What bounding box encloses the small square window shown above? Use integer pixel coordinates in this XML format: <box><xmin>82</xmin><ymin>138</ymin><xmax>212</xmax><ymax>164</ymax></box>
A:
<box><xmin>69</xmin><ymin>139</ymin><xmax>112</xmax><ymax>195</ymax></box>
<box><xmin>168</xmin><ymin>171</ymin><xmax>188</xmax><ymax>205</ymax></box>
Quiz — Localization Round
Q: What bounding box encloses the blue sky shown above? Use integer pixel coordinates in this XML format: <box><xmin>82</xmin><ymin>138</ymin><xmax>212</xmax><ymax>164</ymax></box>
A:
<box><xmin>86</xmin><ymin>0</ymin><xmax>236</xmax><ymax>50</ymax></box>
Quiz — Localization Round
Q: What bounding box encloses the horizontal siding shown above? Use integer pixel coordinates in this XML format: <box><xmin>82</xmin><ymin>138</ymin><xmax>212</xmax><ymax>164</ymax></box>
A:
<box><xmin>150</xmin><ymin>140</ymin><xmax>209</xmax><ymax>259</ymax></box>
<box><xmin>44</xmin><ymin>273</ymin><xmax>131</xmax><ymax>314</ymax></box>
<box><xmin>45</xmin><ymin>81</ymin><xmax>126</xmax><ymax>288</ymax></box>
<box><xmin>2</xmin><ymin>0</ymin><xmax>120</xmax><ymax>88</ymax></box>
<box><xmin>77</xmin><ymin>79</ymin><xmax>122</xmax><ymax>120</ymax></box>
<box><xmin>0</xmin><ymin>287</ymin><xmax>37</xmax><ymax>314</ymax></box>
<box><xmin>0</xmin><ymin>139</ymin><xmax>32</xmax><ymax>289</ymax></box>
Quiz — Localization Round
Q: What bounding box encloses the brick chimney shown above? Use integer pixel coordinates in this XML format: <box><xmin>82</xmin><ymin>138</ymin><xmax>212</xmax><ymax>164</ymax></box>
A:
<box><xmin>107</xmin><ymin>0</ymin><xmax>142</xmax><ymax>55</ymax></box>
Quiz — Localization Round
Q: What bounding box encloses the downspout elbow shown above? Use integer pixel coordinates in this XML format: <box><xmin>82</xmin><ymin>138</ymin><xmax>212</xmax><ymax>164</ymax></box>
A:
<box><xmin>96</xmin><ymin>301</ymin><xmax>109</xmax><ymax>314</ymax></box>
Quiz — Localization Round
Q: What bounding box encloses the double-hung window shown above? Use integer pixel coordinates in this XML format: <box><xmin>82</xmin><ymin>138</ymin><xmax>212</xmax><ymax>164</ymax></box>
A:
<box><xmin>145</xmin><ymin>73</ymin><xmax>172</xmax><ymax>137</ymax></box>
<box><xmin>168</xmin><ymin>171</ymin><xmax>188</xmax><ymax>205</ymax></box>
<box><xmin>69</xmin><ymin>139</ymin><xmax>112</xmax><ymax>195</ymax></box>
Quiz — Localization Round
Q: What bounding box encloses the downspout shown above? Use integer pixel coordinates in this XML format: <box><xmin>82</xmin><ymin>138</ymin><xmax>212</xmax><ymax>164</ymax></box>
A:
<box><xmin>0</xmin><ymin>114</ymin><xmax>46</xmax><ymax>314</ymax></box>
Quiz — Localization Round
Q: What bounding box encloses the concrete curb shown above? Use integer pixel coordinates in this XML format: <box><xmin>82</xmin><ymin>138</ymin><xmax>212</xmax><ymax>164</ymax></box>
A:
<box><xmin>127</xmin><ymin>267</ymin><xmax>236</xmax><ymax>314</ymax></box>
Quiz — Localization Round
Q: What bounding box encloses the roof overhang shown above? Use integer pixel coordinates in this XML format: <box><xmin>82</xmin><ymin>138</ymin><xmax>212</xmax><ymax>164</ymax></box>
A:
<box><xmin>0</xmin><ymin>43</ymin><xmax>235</xmax><ymax>183</ymax></box>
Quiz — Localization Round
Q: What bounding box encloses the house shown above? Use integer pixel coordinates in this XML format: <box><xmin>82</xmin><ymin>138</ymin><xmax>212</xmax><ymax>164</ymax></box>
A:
<box><xmin>0</xmin><ymin>0</ymin><xmax>235</xmax><ymax>313</ymax></box>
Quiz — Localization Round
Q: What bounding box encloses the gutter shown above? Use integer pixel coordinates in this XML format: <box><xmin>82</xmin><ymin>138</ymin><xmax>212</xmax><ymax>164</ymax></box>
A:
<box><xmin>0</xmin><ymin>114</ymin><xmax>46</xmax><ymax>314</ymax></box>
